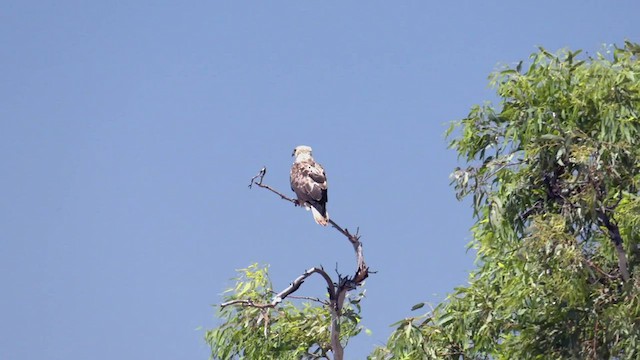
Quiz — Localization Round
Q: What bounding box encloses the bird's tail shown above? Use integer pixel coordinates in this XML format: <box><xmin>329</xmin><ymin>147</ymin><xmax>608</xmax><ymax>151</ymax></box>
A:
<box><xmin>311</xmin><ymin>207</ymin><xmax>329</xmax><ymax>226</ymax></box>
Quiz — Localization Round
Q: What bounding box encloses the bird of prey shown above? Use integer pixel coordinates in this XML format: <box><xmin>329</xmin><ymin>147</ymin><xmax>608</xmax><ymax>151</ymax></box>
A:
<box><xmin>290</xmin><ymin>145</ymin><xmax>329</xmax><ymax>226</ymax></box>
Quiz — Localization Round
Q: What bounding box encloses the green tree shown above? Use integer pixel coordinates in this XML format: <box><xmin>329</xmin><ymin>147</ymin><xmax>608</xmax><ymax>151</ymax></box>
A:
<box><xmin>373</xmin><ymin>41</ymin><xmax>640</xmax><ymax>359</ymax></box>
<box><xmin>206</xmin><ymin>264</ymin><xmax>364</xmax><ymax>360</ymax></box>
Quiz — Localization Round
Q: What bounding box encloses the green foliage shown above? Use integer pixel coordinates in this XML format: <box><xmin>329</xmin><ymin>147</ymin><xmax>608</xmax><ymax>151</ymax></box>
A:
<box><xmin>373</xmin><ymin>42</ymin><xmax>640</xmax><ymax>359</ymax></box>
<box><xmin>206</xmin><ymin>264</ymin><xmax>364</xmax><ymax>359</ymax></box>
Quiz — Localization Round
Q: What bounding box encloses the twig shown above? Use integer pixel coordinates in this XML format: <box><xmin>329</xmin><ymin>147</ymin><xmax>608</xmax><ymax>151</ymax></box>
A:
<box><xmin>328</xmin><ymin>219</ymin><xmax>359</xmax><ymax>245</ymax></box>
<box><xmin>249</xmin><ymin>167</ymin><xmax>299</xmax><ymax>203</ymax></box>
<box><xmin>248</xmin><ymin>167</ymin><xmax>267</xmax><ymax>188</ymax></box>
<box><xmin>287</xmin><ymin>295</ymin><xmax>328</xmax><ymax>305</ymax></box>
<box><xmin>220</xmin><ymin>298</ymin><xmax>274</xmax><ymax>309</ymax></box>
<box><xmin>583</xmin><ymin>258</ymin><xmax>616</xmax><ymax>280</ymax></box>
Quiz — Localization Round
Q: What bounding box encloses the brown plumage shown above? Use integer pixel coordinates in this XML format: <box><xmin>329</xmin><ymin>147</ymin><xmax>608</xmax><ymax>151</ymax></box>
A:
<box><xmin>290</xmin><ymin>145</ymin><xmax>329</xmax><ymax>226</ymax></box>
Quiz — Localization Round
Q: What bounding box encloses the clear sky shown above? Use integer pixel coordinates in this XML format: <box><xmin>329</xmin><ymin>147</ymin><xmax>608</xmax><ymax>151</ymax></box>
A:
<box><xmin>1</xmin><ymin>1</ymin><xmax>637</xmax><ymax>359</ymax></box>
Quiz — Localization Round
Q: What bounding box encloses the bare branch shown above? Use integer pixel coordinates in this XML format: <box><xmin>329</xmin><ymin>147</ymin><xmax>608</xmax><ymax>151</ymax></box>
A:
<box><xmin>221</xmin><ymin>267</ymin><xmax>335</xmax><ymax>309</ymax></box>
<box><xmin>240</xmin><ymin>166</ymin><xmax>371</xmax><ymax>360</ymax></box>
<box><xmin>247</xmin><ymin>167</ymin><xmax>369</xmax><ymax>281</ymax></box>
<box><xmin>287</xmin><ymin>295</ymin><xmax>328</xmax><ymax>305</ymax></box>
<box><xmin>328</xmin><ymin>219</ymin><xmax>360</xmax><ymax>245</ymax></box>
<box><xmin>248</xmin><ymin>167</ymin><xmax>298</xmax><ymax>204</ymax></box>
<box><xmin>248</xmin><ymin>167</ymin><xmax>267</xmax><ymax>188</ymax></box>
<box><xmin>247</xmin><ymin>167</ymin><xmax>370</xmax><ymax>285</ymax></box>
<box><xmin>583</xmin><ymin>258</ymin><xmax>617</xmax><ymax>280</ymax></box>
<box><xmin>220</xmin><ymin>299</ymin><xmax>274</xmax><ymax>309</ymax></box>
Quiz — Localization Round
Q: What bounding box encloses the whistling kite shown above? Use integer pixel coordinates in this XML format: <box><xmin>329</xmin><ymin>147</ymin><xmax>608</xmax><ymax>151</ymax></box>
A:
<box><xmin>290</xmin><ymin>145</ymin><xmax>329</xmax><ymax>226</ymax></box>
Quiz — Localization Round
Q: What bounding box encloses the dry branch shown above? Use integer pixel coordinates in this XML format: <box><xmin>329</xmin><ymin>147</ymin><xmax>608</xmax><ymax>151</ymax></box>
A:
<box><xmin>248</xmin><ymin>166</ymin><xmax>298</xmax><ymax>203</ymax></box>
<box><xmin>247</xmin><ymin>167</ymin><xmax>369</xmax><ymax>285</ymax></box>
<box><xmin>229</xmin><ymin>167</ymin><xmax>371</xmax><ymax>360</ymax></box>
<box><xmin>221</xmin><ymin>266</ymin><xmax>334</xmax><ymax>309</ymax></box>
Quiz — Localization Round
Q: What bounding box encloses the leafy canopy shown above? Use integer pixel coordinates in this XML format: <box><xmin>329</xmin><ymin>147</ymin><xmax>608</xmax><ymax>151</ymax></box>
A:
<box><xmin>373</xmin><ymin>41</ymin><xmax>640</xmax><ymax>359</ymax></box>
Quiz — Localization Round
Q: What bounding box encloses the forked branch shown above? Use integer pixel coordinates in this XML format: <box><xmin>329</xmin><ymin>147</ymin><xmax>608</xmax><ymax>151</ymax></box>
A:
<box><xmin>232</xmin><ymin>167</ymin><xmax>371</xmax><ymax>360</ymax></box>
<box><xmin>248</xmin><ymin>167</ymin><xmax>297</xmax><ymax>203</ymax></box>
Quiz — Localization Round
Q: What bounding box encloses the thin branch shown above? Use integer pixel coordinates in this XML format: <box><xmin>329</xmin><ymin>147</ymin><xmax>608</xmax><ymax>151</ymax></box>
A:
<box><xmin>220</xmin><ymin>299</ymin><xmax>274</xmax><ymax>310</ymax></box>
<box><xmin>518</xmin><ymin>201</ymin><xmax>542</xmax><ymax>223</ymax></box>
<box><xmin>221</xmin><ymin>266</ymin><xmax>335</xmax><ymax>309</ymax></box>
<box><xmin>248</xmin><ymin>168</ymin><xmax>370</xmax><ymax>283</ymax></box>
<box><xmin>583</xmin><ymin>258</ymin><xmax>616</xmax><ymax>280</ymax></box>
<box><xmin>248</xmin><ymin>167</ymin><xmax>298</xmax><ymax>203</ymax></box>
<box><xmin>605</xmin><ymin>190</ymin><xmax>624</xmax><ymax>212</ymax></box>
<box><xmin>249</xmin><ymin>168</ymin><xmax>367</xmax><ymax>257</ymax></box>
<box><xmin>248</xmin><ymin>167</ymin><xmax>267</xmax><ymax>188</ymax></box>
<box><xmin>287</xmin><ymin>295</ymin><xmax>328</xmax><ymax>305</ymax></box>
<box><xmin>328</xmin><ymin>219</ymin><xmax>360</xmax><ymax>245</ymax></box>
<box><xmin>484</xmin><ymin>158</ymin><xmax>524</xmax><ymax>180</ymax></box>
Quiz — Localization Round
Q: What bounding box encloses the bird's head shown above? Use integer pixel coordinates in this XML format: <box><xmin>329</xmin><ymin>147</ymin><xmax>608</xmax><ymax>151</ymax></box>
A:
<box><xmin>292</xmin><ymin>145</ymin><xmax>314</xmax><ymax>163</ymax></box>
<box><xmin>292</xmin><ymin>145</ymin><xmax>313</xmax><ymax>157</ymax></box>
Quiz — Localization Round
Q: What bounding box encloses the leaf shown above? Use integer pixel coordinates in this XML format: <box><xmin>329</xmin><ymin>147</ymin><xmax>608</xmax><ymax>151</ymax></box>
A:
<box><xmin>435</xmin><ymin>313</ymin><xmax>454</xmax><ymax>327</ymax></box>
<box><xmin>411</xmin><ymin>303</ymin><xmax>425</xmax><ymax>311</ymax></box>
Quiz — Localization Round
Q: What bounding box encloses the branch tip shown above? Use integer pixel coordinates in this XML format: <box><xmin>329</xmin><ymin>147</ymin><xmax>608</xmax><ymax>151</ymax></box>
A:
<box><xmin>248</xmin><ymin>167</ymin><xmax>267</xmax><ymax>188</ymax></box>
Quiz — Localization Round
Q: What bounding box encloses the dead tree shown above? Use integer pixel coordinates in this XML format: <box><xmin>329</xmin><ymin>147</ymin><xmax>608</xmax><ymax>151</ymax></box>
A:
<box><xmin>220</xmin><ymin>167</ymin><xmax>369</xmax><ymax>360</ymax></box>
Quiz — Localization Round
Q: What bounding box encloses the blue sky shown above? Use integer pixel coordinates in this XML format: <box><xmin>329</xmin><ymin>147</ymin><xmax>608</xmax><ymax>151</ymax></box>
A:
<box><xmin>1</xmin><ymin>1</ymin><xmax>637</xmax><ymax>359</ymax></box>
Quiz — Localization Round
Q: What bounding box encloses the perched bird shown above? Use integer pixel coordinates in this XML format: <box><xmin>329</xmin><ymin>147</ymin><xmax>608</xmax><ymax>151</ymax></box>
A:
<box><xmin>290</xmin><ymin>145</ymin><xmax>329</xmax><ymax>226</ymax></box>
